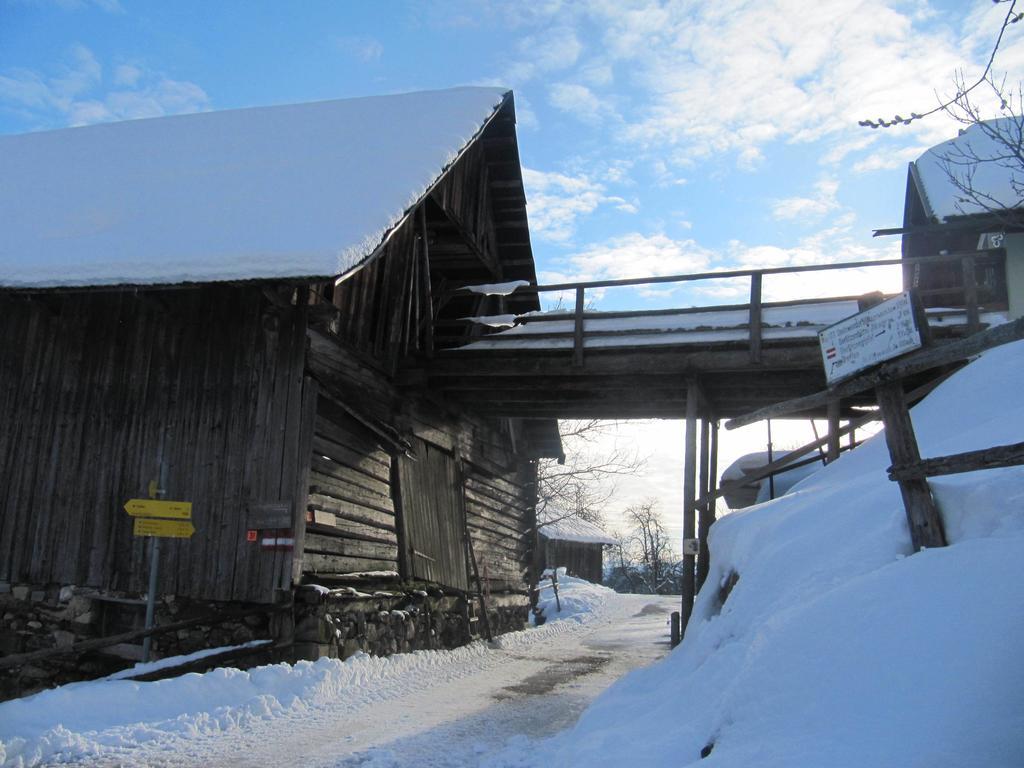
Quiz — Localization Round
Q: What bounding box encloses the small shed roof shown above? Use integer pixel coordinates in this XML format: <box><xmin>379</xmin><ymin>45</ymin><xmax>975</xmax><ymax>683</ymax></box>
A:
<box><xmin>911</xmin><ymin>117</ymin><xmax>1024</xmax><ymax>222</ymax></box>
<box><xmin>538</xmin><ymin>510</ymin><xmax>616</xmax><ymax>546</ymax></box>
<box><xmin>0</xmin><ymin>87</ymin><xmax>509</xmax><ymax>289</ymax></box>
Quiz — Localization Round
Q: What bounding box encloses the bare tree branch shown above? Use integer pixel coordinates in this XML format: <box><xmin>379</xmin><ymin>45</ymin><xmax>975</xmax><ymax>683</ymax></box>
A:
<box><xmin>859</xmin><ymin>0</ymin><xmax>1022</xmax><ymax>129</ymax></box>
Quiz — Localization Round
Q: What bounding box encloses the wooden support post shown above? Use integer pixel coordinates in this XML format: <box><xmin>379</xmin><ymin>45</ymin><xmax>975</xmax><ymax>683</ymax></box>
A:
<box><xmin>681</xmin><ymin>378</ymin><xmax>699</xmax><ymax>632</ymax></box>
<box><xmin>962</xmin><ymin>254</ymin><xmax>980</xmax><ymax>335</ymax></box>
<box><xmin>749</xmin><ymin>273</ymin><xmax>763</xmax><ymax>364</ymax></box>
<box><xmin>696</xmin><ymin>418</ymin><xmax>711</xmax><ymax>591</ymax></box>
<box><xmin>573</xmin><ymin>286</ymin><xmax>586</xmax><ymax>367</ymax></box>
<box><xmin>766</xmin><ymin>419</ymin><xmax>776</xmax><ymax>500</ymax></box>
<box><xmin>875</xmin><ymin>380</ymin><xmax>947</xmax><ymax>551</ymax></box>
<box><xmin>826</xmin><ymin>398</ymin><xmax>841</xmax><ymax>464</ymax></box>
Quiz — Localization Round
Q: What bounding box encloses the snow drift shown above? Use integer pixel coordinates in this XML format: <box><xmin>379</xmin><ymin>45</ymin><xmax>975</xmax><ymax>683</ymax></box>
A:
<box><xmin>525</xmin><ymin>340</ymin><xmax>1024</xmax><ymax>767</ymax></box>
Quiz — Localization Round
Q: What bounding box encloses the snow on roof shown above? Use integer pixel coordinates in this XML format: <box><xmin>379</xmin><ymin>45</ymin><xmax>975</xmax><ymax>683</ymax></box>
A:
<box><xmin>538</xmin><ymin>509</ymin><xmax>616</xmax><ymax>545</ymax></box>
<box><xmin>460</xmin><ymin>300</ymin><xmax>861</xmax><ymax>351</ymax></box>
<box><xmin>913</xmin><ymin>117</ymin><xmax>1024</xmax><ymax>221</ymax></box>
<box><xmin>0</xmin><ymin>87</ymin><xmax>509</xmax><ymax>289</ymax></box>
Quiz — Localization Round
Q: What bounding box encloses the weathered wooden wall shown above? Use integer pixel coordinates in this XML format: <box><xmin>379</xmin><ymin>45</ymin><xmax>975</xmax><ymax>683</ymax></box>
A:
<box><xmin>539</xmin><ymin>539</ymin><xmax>604</xmax><ymax>584</ymax></box>
<box><xmin>0</xmin><ymin>285</ymin><xmax>312</xmax><ymax>603</ymax></box>
<box><xmin>304</xmin><ymin>334</ymin><xmax>537</xmax><ymax>596</ymax></box>
<box><xmin>300</xmin><ymin>394</ymin><xmax>400</xmax><ymax>577</ymax></box>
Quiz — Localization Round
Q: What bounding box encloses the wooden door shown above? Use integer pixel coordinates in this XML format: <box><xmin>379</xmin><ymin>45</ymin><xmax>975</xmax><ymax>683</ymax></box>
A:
<box><xmin>397</xmin><ymin>438</ymin><xmax>469</xmax><ymax>590</ymax></box>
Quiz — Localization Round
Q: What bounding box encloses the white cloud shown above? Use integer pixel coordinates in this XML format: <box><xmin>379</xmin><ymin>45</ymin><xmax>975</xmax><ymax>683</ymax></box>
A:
<box><xmin>504</xmin><ymin>26</ymin><xmax>583</xmax><ymax>84</ymax></box>
<box><xmin>771</xmin><ymin>178</ymin><xmax>841</xmax><ymax>220</ymax></box>
<box><xmin>486</xmin><ymin>1</ymin><xmax>1004</xmax><ymax>171</ymax></box>
<box><xmin>0</xmin><ymin>45</ymin><xmax>209</xmax><ymax>128</ymax></box>
<box><xmin>852</xmin><ymin>144</ymin><xmax>929</xmax><ymax>173</ymax></box>
<box><xmin>333</xmin><ymin>34</ymin><xmax>385</xmax><ymax>62</ymax></box>
<box><xmin>522</xmin><ymin>166</ymin><xmax>636</xmax><ymax>243</ymax></box>
<box><xmin>536</xmin><ymin>216</ymin><xmax>902</xmax><ymax>308</ymax></box>
<box><xmin>548</xmin><ymin>82</ymin><xmax>611</xmax><ymax>123</ymax></box>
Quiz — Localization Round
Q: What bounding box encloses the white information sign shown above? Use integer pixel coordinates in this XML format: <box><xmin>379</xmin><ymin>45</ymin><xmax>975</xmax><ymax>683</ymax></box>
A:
<box><xmin>818</xmin><ymin>292</ymin><xmax>921</xmax><ymax>385</ymax></box>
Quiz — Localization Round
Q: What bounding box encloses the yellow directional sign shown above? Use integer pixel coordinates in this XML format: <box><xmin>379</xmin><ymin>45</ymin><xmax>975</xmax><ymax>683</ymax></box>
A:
<box><xmin>133</xmin><ymin>517</ymin><xmax>196</xmax><ymax>538</ymax></box>
<box><xmin>124</xmin><ymin>499</ymin><xmax>192</xmax><ymax>520</ymax></box>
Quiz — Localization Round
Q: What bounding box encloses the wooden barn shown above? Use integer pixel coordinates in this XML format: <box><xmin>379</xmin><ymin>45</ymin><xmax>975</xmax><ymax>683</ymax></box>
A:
<box><xmin>0</xmin><ymin>87</ymin><xmax>562</xmax><ymax>680</ymax></box>
<box><xmin>535</xmin><ymin>511</ymin><xmax>615</xmax><ymax>585</ymax></box>
<box><xmin>898</xmin><ymin>118</ymin><xmax>1024</xmax><ymax>321</ymax></box>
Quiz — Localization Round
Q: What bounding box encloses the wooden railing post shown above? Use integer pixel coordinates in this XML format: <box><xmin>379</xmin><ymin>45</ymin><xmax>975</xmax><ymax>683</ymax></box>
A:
<box><xmin>875</xmin><ymin>380</ymin><xmax>946</xmax><ymax>551</ymax></box>
<box><xmin>961</xmin><ymin>254</ymin><xmax>980</xmax><ymax>334</ymax></box>
<box><xmin>573</xmin><ymin>286</ymin><xmax>585</xmax><ymax>366</ymax></box>
<box><xmin>749</xmin><ymin>272</ymin><xmax>763</xmax><ymax>364</ymax></box>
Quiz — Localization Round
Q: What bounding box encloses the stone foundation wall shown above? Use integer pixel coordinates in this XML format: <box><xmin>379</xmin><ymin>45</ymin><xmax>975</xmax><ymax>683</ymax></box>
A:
<box><xmin>0</xmin><ymin>581</ymin><xmax>274</xmax><ymax>702</ymax></box>
<box><xmin>291</xmin><ymin>585</ymin><xmax>530</xmax><ymax>661</ymax></box>
<box><xmin>0</xmin><ymin>580</ymin><xmax>530</xmax><ymax>701</ymax></box>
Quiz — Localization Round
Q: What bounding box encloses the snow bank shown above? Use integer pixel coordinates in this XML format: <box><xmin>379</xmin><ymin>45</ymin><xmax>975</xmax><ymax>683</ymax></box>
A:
<box><xmin>0</xmin><ymin>576</ymin><xmax>616</xmax><ymax>767</ymax></box>
<box><xmin>532</xmin><ymin>570</ymin><xmax>616</xmax><ymax>626</ymax></box>
<box><xmin>524</xmin><ymin>340</ymin><xmax>1024</xmax><ymax>767</ymax></box>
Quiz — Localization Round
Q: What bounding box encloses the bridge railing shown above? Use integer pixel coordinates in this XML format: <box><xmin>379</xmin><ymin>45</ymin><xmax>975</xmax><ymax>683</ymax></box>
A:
<box><xmin>450</xmin><ymin>249</ymin><xmax>1004</xmax><ymax>365</ymax></box>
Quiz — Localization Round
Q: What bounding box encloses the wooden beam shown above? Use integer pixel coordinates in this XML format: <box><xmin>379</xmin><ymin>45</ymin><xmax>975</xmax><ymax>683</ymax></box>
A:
<box><xmin>962</xmin><ymin>253</ymin><xmax>980</xmax><ymax>335</ymax></box>
<box><xmin>725</xmin><ymin>316</ymin><xmax>1024</xmax><ymax>430</ymax></box>
<box><xmin>889</xmin><ymin>441</ymin><xmax>1024</xmax><ymax>480</ymax></box>
<box><xmin>876</xmin><ymin>381</ymin><xmax>946</xmax><ymax>551</ymax></box>
<box><xmin>573</xmin><ymin>286</ymin><xmax>585</xmax><ymax>367</ymax></box>
<box><xmin>749</xmin><ymin>273</ymin><xmax>763</xmax><ymax>364</ymax></box>
<box><xmin>826</xmin><ymin>398</ymin><xmax>841</xmax><ymax>463</ymax></box>
<box><xmin>681</xmin><ymin>378</ymin><xmax>699</xmax><ymax>632</ymax></box>
<box><xmin>713</xmin><ymin>371</ymin><xmax>952</xmax><ymax>500</ymax></box>
<box><xmin>696</xmin><ymin>418</ymin><xmax>711</xmax><ymax>591</ymax></box>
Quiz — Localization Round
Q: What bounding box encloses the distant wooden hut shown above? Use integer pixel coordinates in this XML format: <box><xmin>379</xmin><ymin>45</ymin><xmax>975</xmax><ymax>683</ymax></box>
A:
<box><xmin>0</xmin><ymin>87</ymin><xmax>561</xmax><ymax>673</ymax></box>
<box><xmin>536</xmin><ymin>512</ymin><xmax>615</xmax><ymax>584</ymax></box>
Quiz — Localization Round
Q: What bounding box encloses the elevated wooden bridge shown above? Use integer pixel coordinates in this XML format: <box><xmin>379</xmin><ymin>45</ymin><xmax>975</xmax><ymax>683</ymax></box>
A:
<box><xmin>406</xmin><ymin>251</ymin><xmax>999</xmax><ymax>421</ymax></box>
<box><xmin>398</xmin><ymin>250</ymin><xmax>1009</xmax><ymax>630</ymax></box>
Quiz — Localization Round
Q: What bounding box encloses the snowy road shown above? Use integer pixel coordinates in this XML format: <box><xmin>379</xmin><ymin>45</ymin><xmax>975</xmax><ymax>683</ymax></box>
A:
<box><xmin>26</xmin><ymin>592</ymin><xmax>676</xmax><ymax>768</ymax></box>
<box><xmin>214</xmin><ymin>594</ymin><xmax>674</xmax><ymax>768</ymax></box>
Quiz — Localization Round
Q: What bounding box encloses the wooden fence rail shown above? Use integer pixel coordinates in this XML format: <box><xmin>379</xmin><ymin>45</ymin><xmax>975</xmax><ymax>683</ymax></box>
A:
<box><xmin>888</xmin><ymin>441</ymin><xmax>1024</xmax><ymax>481</ymax></box>
<box><xmin>449</xmin><ymin>249</ymin><xmax>1002</xmax><ymax>365</ymax></box>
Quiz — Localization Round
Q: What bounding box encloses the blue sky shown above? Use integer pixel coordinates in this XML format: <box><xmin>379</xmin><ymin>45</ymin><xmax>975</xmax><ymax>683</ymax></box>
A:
<box><xmin>1</xmin><ymin>0</ymin><xmax>1019</xmax><ymax>535</ymax></box>
<box><xmin>3</xmin><ymin>0</ymin><xmax>1018</xmax><ymax>311</ymax></box>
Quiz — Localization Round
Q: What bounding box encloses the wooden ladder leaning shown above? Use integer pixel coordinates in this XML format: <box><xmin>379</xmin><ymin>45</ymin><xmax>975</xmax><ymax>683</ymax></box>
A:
<box><xmin>464</xmin><ymin>523</ymin><xmax>493</xmax><ymax>642</ymax></box>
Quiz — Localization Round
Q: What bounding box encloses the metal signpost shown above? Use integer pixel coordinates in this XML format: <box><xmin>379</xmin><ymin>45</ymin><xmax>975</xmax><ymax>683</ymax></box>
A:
<box><xmin>126</xmin><ymin>495</ymin><xmax>194</xmax><ymax>662</ymax></box>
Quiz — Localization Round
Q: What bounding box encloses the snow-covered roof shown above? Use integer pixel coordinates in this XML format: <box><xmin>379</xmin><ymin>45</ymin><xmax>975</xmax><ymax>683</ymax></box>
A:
<box><xmin>912</xmin><ymin>117</ymin><xmax>1024</xmax><ymax>222</ymax></box>
<box><xmin>538</xmin><ymin>510</ymin><xmax>616</xmax><ymax>545</ymax></box>
<box><xmin>460</xmin><ymin>301</ymin><xmax>861</xmax><ymax>351</ymax></box>
<box><xmin>0</xmin><ymin>87</ymin><xmax>509</xmax><ymax>289</ymax></box>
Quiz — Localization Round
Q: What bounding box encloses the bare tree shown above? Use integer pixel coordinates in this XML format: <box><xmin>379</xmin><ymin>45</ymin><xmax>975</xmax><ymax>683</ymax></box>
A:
<box><xmin>859</xmin><ymin>0</ymin><xmax>1023</xmax><ymax>130</ymax></box>
<box><xmin>935</xmin><ymin>75</ymin><xmax>1024</xmax><ymax>218</ymax></box>
<box><xmin>623</xmin><ymin>500</ymin><xmax>677</xmax><ymax>595</ymax></box>
<box><xmin>535</xmin><ymin>420</ymin><xmax>645</xmax><ymax>531</ymax></box>
<box><xmin>857</xmin><ymin>2</ymin><xmax>1024</xmax><ymax>220</ymax></box>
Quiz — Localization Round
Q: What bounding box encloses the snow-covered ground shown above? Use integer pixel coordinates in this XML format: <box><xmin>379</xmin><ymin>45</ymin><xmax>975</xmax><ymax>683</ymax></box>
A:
<box><xmin>0</xmin><ymin>578</ymin><xmax>675</xmax><ymax>767</ymax></box>
<box><xmin>5</xmin><ymin>341</ymin><xmax>1022</xmax><ymax>767</ymax></box>
<box><xmin>513</xmin><ymin>339</ymin><xmax>1024</xmax><ymax>767</ymax></box>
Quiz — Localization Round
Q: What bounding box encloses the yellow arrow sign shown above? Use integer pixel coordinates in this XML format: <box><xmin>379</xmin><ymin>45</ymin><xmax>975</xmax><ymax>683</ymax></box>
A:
<box><xmin>133</xmin><ymin>517</ymin><xmax>196</xmax><ymax>538</ymax></box>
<box><xmin>124</xmin><ymin>499</ymin><xmax>192</xmax><ymax>520</ymax></box>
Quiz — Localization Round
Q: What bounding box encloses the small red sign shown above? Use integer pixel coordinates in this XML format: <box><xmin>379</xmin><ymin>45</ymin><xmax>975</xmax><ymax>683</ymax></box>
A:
<box><xmin>246</xmin><ymin>529</ymin><xmax>258</xmax><ymax>542</ymax></box>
